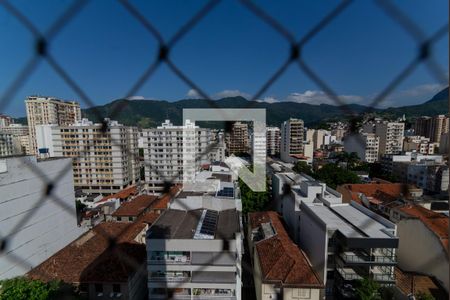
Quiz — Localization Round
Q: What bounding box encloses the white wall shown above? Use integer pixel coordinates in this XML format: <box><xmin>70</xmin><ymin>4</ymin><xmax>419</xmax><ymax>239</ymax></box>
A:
<box><xmin>0</xmin><ymin>156</ymin><xmax>85</xmax><ymax>279</ymax></box>
<box><xmin>397</xmin><ymin>218</ymin><xmax>449</xmax><ymax>292</ymax></box>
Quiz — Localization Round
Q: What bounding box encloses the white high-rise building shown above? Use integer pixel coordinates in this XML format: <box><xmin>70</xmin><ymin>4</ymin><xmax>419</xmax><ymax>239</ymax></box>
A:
<box><xmin>266</xmin><ymin>126</ymin><xmax>280</xmax><ymax>156</ymax></box>
<box><xmin>280</xmin><ymin>118</ymin><xmax>304</xmax><ymax>162</ymax></box>
<box><xmin>344</xmin><ymin>133</ymin><xmax>380</xmax><ymax>163</ymax></box>
<box><xmin>51</xmin><ymin>118</ymin><xmax>140</xmax><ymax>195</ymax></box>
<box><xmin>142</xmin><ymin>120</ymin><xmax>212</xmax><ymax>194</ymax></box>
<box><xmin>363</xmin><ymin>121</ymin><xmax>404</xmax><ymax>156</ymax></box>
<box><xmin>0</xmin><ymin>156</ymin><xmax>85</xmax><ymax>279</ymax></box>
<box><xmin>25</xmin><ymin>96</ymin><xmax>81</xmax><ymax>155</ymax></box>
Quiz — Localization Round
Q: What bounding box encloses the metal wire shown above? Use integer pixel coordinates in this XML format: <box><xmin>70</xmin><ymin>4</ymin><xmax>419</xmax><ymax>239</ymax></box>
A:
<box><xmin>0</xmin><ymin>0</ymin><xmax>448</xmax><ymax>299</ymax></box>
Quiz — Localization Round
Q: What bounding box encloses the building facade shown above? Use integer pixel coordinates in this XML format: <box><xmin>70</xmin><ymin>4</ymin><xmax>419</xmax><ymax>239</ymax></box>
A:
<box><xmin>403</xmin><ymin>136</ymin><xmax>437</xmax><ymax>154</ymax></box>
<box><xmin>344</xmin><ymin>133</ymin><xmax>380</xmax><ymax>163</ymax></box>
<box><xmin>225</xmin><ymin>122</ymin><xmax>249</xmax><ymax>155</ymax></box>
<box><xmin>414</xmin><ymin>115</ymin><xmax>449</xmax><ymax>144</ymax></box>
<box><xmin>51</xmin><ymin>119</ymin><xmax>140</xmax><ymax>195</ymax></box>
<box><xmin>142</xmin><ymin>120</ymin><xmax>212</xmax><ymax>194</ymax></box>
<box><xmin>25</xmin><ymin>95</ymin><xmax>81</xmax><ymax>155</ymax></box>
<box><xmin>0</xmin><ymin>156</ymin><xmax>85</xmax><ymax>279</ymax></box>
<box><xmin>280</xmin><ymin>118</ymin><xmax>304</xmax><ymax>163</ymax></box>
<box><xmin>266</xmin><ymin>126</ymin><xmax>280</xmax><ymax>156</ymax></box>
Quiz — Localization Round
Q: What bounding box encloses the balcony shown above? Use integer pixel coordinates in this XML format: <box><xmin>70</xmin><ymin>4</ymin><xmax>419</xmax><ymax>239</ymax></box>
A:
<box><xmin>336</xmin><ymin>267</ymin><xmax>363</xmax><ymax>281</ymax></box>
<box><xmin>340</xmin><ymin>251</ymin><xmax>396</xmax><ymax>265</ymax></box>
<box><xmin>149</xmin><ymin>271</ymin><xmax>191</xmax><ymax>282</ymax></box>
<box><xmin>193</xmin><ymin>289</ymin><xmax>236</xmax><ymax>299</ymax></box>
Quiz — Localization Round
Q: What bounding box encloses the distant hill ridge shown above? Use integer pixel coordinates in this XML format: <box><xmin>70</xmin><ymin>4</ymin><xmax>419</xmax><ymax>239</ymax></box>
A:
<box><xmin>15</xmin><ymin>87</ymin><xmax>449</xmax><ymax>127</ymax></box>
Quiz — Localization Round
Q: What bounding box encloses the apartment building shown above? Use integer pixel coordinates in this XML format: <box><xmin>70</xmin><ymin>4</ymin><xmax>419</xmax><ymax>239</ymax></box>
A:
<box><xmin>142</xmin><ymin>120</ymin><xmax>212</xmax><ymax>194</ymax></box>
<box><xmin>248</xmin><ymin>211</ymin><xmax>323</xmax><ymax>300</ymax></box>
<box><xmin>403</xmin><ymin>136</ymin><xmax>437</xmax><ymax>154</ymax></box>
<box><xmin>147</xmin><ymin>208</ymin><xmax>243</xmax><ymax>299</ymax></box>
<box><xmin>299</xmin><ymin>202</ymin><xmax>398</xmax><ymax>298</ymax></box>
<box><xmin>272</xmin><ymin>172</ymin><xmax>342</xmax><ymax>243</ymax></box>
<box><xmin>406</xmin><ymin>161</ymin><xmax>448</xmax><ymax>193</ymax></box>
<box><xmin>374</xmin><ymin>122</ymin><xmax>405</xmax><ymax>156</ymax></box>
<box><xmin>266</xmin><ymin>126</ymin><xmax>280</xmax><ymax>156</ymax></box>
<box><xmin>51</xmin><ymin>118</ymin><xmax>140</xmax><ymax>195</ymax></box>
<box><xmin>0</xmin><ymin>124</ymin><xmax>31</xmax><ymax>155</ymax></box>
<box><xmin>414</xmin><ymin>115</ymin><xmax>449</xmax><ymax>143</ymax></box>
<box><xmin>225</xmin><ymin>121</ymin><xmax>249</xmax><ymax>155</ymax></box>
<box><xmin>280</xmin><ymin>118</ymin><xmax>304</xmax><ymax>163</ymax></box>
<box><xmin>0</xmin><ymin>156</ymin><xmax>85</xmax><ymax>279</ymax></box>
<box><xmin>25</xmin><ymin>95</ymin><xmax>81</xmax><ymax>155</ymax></box>
<box><xmin>0</xmin><ymin>133</ymin><xmax>19</xmax><ymax>157</ymax></box>
<box><xmin>380</xmin><ymin>152</ymin><xmax>444</xmax><ymax>177</ymax></box>
<box><xmin>0</xmin><ymin>114</ymin><xmax>13</xmax><ymax>127</ymax></box>
<box><xmin>344</xmin><ymin>133</ymin><xmax>380</xmax><ymax>163</ymax></box>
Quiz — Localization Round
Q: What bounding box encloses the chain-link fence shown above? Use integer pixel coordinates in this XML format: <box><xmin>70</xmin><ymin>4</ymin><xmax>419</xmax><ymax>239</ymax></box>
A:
<box><xmin>0</xmin><ymin>0</ymin><xmax>448</xmax><ymax>299</ymax></box>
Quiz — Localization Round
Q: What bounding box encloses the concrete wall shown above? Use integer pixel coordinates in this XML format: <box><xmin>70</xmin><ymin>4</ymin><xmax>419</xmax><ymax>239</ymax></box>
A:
<box><xmin>397</xmin><ymin>218</ymin><xmax>449</xmax><ymax>292</ymax></box>
<box><xmin>0</xmin><ymin>156</ymin><xmax>85</xmax><ymax>279</ymax></box>
<box><xmin>299</xmin><ymin>205</ymin><xmax>328</xmax><ymax>285</ymax></box>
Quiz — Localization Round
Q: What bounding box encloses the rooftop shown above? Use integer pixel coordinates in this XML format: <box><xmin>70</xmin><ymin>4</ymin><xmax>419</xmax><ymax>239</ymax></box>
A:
<box><xmin>394</xmin><ymin>204</ymin><xmax>448</xmax><ymax>252</ymax></box>
<box><xmin>395</xmin><ymin>267</ymin><xmax>448</xmax><ymax>300</ymax></box>
<box><xmin>112</xmin><ymin>194</ymin><xmax>158</xmax><ymax>217</ymax></box>
<box><xmin>337</xmin><ymin>183</ymin><xmax>417</xmax><ymax>204</ymax></box>
<box><xmin>147</xmin><ymin>208</ymin><xmax>239</xmax><ymax>240</ymax></box>
<box><xmin>27</xmin><ymin>213</ymin><xmax>160</xmax><ymax>283</ymax></box>
<box><xmin>248</xmin><ymin>211</ymin><xmax>323</xmax><ymax>287</ymax></box>
<box><xmin>306</xmin><ymin>203</ymin><xmax>396</xmax><ymax>240</ymax></box>
<box><xmin>100</xmin><ymin>185</ymin><xmax>137</xmax><ymax>202</ymax></box>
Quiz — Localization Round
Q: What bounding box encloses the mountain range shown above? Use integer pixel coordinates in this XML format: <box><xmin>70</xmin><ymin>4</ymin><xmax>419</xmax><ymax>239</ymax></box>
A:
<box><xmin>17</xmin><ymin>87</ymin><xmax>449</xmax><ymax>128</ymax></box>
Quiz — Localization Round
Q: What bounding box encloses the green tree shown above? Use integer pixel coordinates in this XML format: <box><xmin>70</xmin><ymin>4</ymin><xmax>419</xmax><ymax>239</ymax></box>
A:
<box><xmin>239</xmin><ymin>177</ymin><xmax>270</xmax><ymax>214</ymax></box>
<box><xmin>0</xmin><ymin>277</ymin><xmax>60</xmax><ymax>300</ymax></box>
<box><xmin>355</xmin><ymin>277</ymin><xmax>381</xmax><ymax>300</ymax></box>
<box><xmin>292</xmin><ymin>161</ymin><xmax>313</xmax><ymax>176</ymax></box>
<box><xmin>335</xmin><ymin>151</ymin><xmax>361</xmax><ymax>170</ymax></box>
<box><xmin>315</xmin><ymin>164</ymin><xmax>361</xmax><ymax>189</ymax></box>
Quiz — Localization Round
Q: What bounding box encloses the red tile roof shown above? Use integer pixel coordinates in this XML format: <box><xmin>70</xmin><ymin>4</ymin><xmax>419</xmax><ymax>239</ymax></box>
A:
<box><xmin>249</xmin><ymin>211</ymin><xmax>323</xmax><ymax>287</ymax></box>
<box><xmin>395</xmin><ymin>204</ymin><xmax>449</xmax><ymax>253</ymax></box>
<box><xmin>395</xmin><ymin>267</ymin><xmax>448</xmax><ymax>299</ymax></box>
<box><xmin>112</xmin><ymin>194</ymin><xmax>158</xmax><ymax>217</ymax></box>
<box><xmin>99</xmin><ymin>185</ymin><xmax>137</xmax><ymax>203</ymax></box>
<box><xmin>27</xmin><ymin>218</ymin><xmax>151</xmax><ymax>283</ymax></box>
<box><xmin>337</xmin><ymin>183</ymin><xmax>414</xmax><ymax>204</ymax></box>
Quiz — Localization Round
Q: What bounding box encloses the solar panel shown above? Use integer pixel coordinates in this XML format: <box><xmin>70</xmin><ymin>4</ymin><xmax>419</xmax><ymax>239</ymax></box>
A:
<box><xmin>198</xmin><ymin>210</ymin><xmax>218</xmax><ymax>237</ymax></box>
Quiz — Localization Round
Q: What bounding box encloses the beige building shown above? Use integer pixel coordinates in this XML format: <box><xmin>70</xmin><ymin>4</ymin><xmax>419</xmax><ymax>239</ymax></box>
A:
<box><xmin>52</xmin><ymin>118</ymin><xmax>140</xmax><ymax>195</ymax></box>
<box><xmin>414</xmin><ymin>115</ymin><xmax>449</xmax><ymax>144</ymax></box>
<box><xmin>0</xmin><ymin>124</ymin><xmax>31</xmax><ymax>154</ymax></box>
<box><xmin>344</xmin><ymin>133</ymin><xmax>380</xmax><ymax>163</ymax></box>
<box><xmin>364</xmin><ymin>121</ymin><xmax>404</xmax><ymax>156</ymax></box>
<box><xmin>25</xmin><ymin>95</ymin><xmax>81</xmax><ymax>155</ymax></box>
<box><xmin>280</xmin><ymin>118</ymin><xmax>304</xmax><ymax>162</ymax></box>
<box><xmin>248</xmin><ymin>211</ymin><xmax>323</xmax><ymax>300</ymax></box>
<box><xmin>225</xmin><ymin>122</ymin><xmax>249</xmax><ymax>155</ymax></box>
<box><xmin>403</xmin><ymin>136</ymin><xmax>437</xmax><ymax>154</ymax></box>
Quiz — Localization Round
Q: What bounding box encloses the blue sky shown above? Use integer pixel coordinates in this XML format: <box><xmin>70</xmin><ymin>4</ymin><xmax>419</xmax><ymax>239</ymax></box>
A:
<box><xmin>0</xmin><ymin>0</ymin><xmax>448</xmax><ymax>116</ymax></box>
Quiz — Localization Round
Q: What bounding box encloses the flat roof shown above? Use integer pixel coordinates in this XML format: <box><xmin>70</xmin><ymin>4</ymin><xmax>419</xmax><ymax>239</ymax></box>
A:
<box><xmin>307</xmin><ymin>204</ymin><xmax>393</xmax><ymax>239</ymax></box>
<box><xmin>147</xmin><ymin>208</ymin><xmax>239</xmax><ymax>240</ymax></box>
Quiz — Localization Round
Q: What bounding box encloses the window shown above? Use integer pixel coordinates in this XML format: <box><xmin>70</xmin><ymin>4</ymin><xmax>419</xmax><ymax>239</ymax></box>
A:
<box><xmin>113</xmin><ymin>284</ymin><xmax>121</xmax><ymax>293</ymax></box>
<box><xmin>94</xmin><ymin>284</ymin><xmax>103</xmax><ymax>293</ymax></box>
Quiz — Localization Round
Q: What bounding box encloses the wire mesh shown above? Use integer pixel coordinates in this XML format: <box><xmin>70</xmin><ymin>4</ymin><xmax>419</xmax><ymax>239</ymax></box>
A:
<box><xmin>0</xmin><ymin>0</ymin><xmax>448</xmax><ymax>299</ymax></box>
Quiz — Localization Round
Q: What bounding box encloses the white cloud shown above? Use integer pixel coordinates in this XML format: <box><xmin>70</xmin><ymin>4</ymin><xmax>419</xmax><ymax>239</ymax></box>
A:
<box><xmin>256</xmin><ymin>96</ymin><xmax>279</xmax><ymax>103</ymax></box>
<box><xmin>186</xmin><ymin>89</ymin><xmax>201</xmax><ymax>98</ymax></box>
<box><xmin>398</xmin><ymin>83</ymin><xmax>445</xmax><ymax>97</ymax></box>
<box><xmin>374</xmin><ymin>83</ymin><xmax>447</xmax><ymax>108</ymax></box>
<box><xmin>285</xmin><ymin>90</ymin><xmax>363</xmax><ymax>105</ymax></box>
<box><xmin>213</xmin><ymin>89</ymin><xmax>250</xmax><ymax>99</ymax></box>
